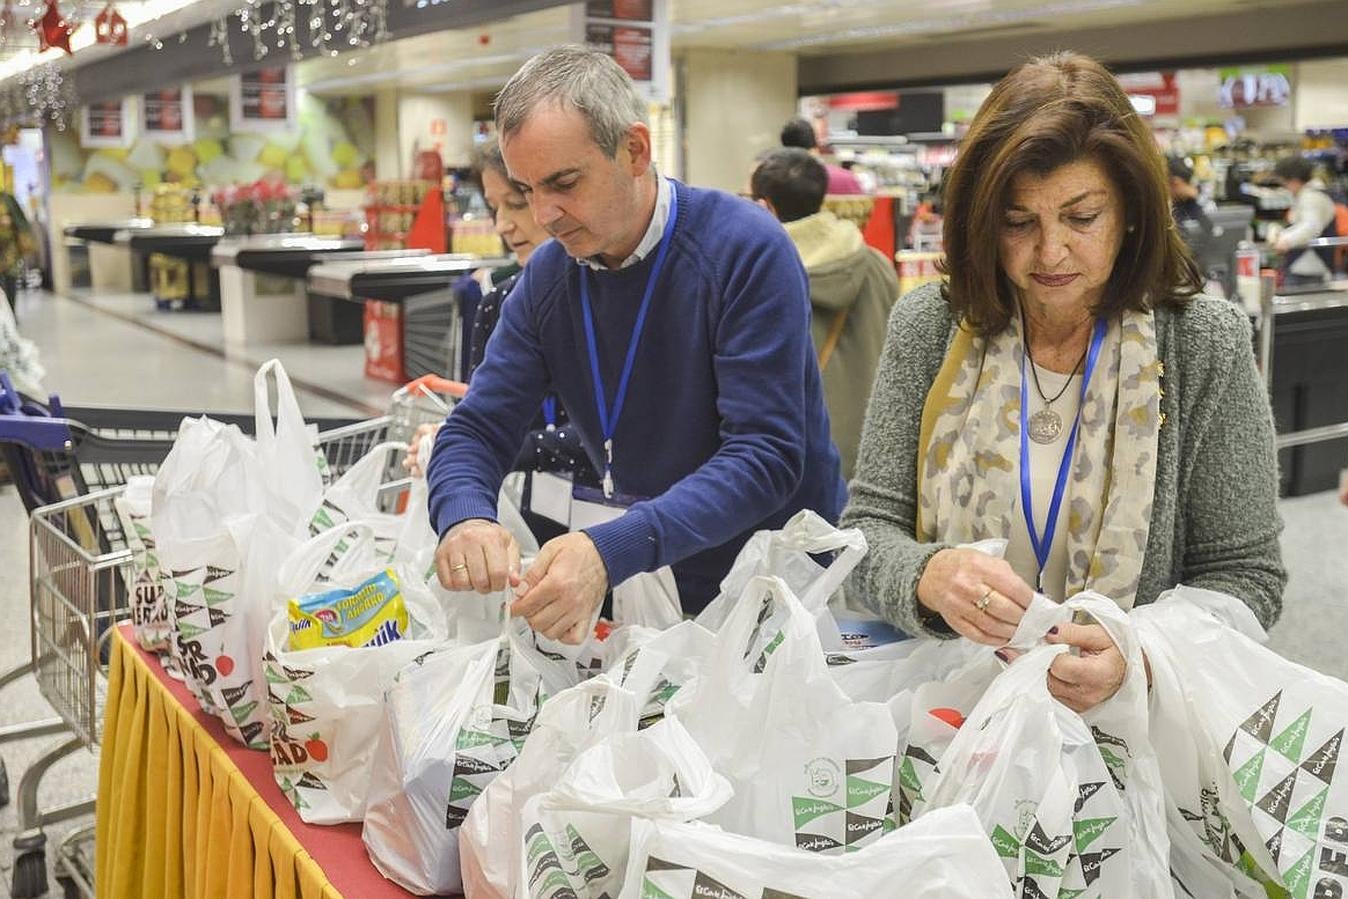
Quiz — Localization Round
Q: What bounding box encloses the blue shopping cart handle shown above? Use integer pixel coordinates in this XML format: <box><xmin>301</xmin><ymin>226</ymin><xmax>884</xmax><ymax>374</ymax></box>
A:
<box><xmin>0</xmin><ymin>371</ymin><xmax>18</xmax><ymax>415</ymax></box>
<box><xmin>0</xmin><ymin>414</ymin><xmax>77</xmax><ymax>452</ymax></box>
<box><xmin>0</xmin><ymin>373</ymin><xmax>77</xmax><ymax>452</ymax></box>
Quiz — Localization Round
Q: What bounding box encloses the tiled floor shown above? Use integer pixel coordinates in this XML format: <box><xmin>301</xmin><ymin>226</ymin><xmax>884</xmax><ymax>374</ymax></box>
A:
<box><xmin>0</xmin><ymin>284</ymin><xmax>1346</xmax><ymax>897</ymax></box>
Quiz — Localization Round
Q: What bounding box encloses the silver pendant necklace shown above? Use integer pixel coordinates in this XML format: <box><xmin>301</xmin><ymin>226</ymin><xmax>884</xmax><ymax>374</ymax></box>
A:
<box><xmin>1024</xmin><ymin>319</ymin><xmax>1089</xmax><ymax>445</ymax></box>
<box><xmin>1028</xmin><ymin>406</ymin><xmax>1064</xmax><ymax>444</ymax></box>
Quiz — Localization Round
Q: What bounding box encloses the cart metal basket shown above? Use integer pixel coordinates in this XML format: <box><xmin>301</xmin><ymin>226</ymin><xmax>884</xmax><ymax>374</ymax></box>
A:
<box><xmin>0</xmin><ymin>374</ymin><xmax>466</xmax><ymax>897</ymax></box>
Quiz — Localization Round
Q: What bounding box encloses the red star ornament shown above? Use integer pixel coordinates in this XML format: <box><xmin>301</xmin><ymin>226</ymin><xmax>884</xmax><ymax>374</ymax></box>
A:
<box><xmin>32</xmin><ymin>0</ymin><xmax>73</xmax><ymax>54</ymax></box>
<box><xmin>94</xmin><ymin>3</ymin><xmax>126</xmax><ymax>45</ymax></box>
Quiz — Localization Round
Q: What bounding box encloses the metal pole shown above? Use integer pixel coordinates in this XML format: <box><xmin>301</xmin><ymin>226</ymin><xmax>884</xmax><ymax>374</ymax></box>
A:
<box><xmin>1258</xmin><ymin>270</ymin><xmax>1276</xmax><ymax>394</ymax></box>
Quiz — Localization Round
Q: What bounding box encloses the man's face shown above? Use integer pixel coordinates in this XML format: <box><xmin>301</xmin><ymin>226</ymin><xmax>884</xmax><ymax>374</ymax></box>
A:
<box><xmin>500</xmin><ymin>104</ymin><xmax>650</xmax><ymax>262</ymax></box>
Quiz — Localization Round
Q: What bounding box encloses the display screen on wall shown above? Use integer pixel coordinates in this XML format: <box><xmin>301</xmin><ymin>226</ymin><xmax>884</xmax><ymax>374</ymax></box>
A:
<box><xmin>230</xmin><ymin>66</ymin><xmax>296</xmax><ymax>132</ymax></box>
<box><xmin>81</xmin><ymin>99</ymin><xmax>132</xmax><ymax>148</ymax></box>
<box><xmin>855</xmin><ymin>92</ymin><xmax>944</xmax><ymax>136</ymax></box>
<box><xmin>1218</xmin><ymin>65</ymin><xmax>1291</xmax><ymax>109</ymax></box>
<box><xmin>142</xmin><ymin>85</ymin><xmax>194</xmax><ymax>141</ymax></box>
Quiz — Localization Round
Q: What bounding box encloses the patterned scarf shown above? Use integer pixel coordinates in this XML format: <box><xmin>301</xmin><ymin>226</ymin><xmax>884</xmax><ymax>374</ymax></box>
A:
<box><xmin>915</xmin><ymin>307</ymin><xmax>1162</xmax><ymax>608</ymax></box>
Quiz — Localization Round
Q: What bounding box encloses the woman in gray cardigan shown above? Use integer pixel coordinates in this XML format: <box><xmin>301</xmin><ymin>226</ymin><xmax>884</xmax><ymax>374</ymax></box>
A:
<box><xmin>842</xmin><ymin>52</ymin><xmax>1285</xmax><ymax>714</ymax></box>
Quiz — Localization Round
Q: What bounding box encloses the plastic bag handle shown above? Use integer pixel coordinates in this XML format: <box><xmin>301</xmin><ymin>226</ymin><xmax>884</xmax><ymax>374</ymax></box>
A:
<box><xmin>324</xmin><ymin>441</ymin><xmax>408</xmax><ymax>510</ymax></box>
<box><xmin>770</xmin><ymin>511</ymin><xmax>869</xmax><ymax>610</ymax></box>
<box><xmin>1003</xmin><ymin>591</ymin><xmax>1149</xmax><ymax>714</ymax></box>
<box><xmin>540</xmin><ymin>717</ymin><xmax>732</xmax><ymax>818</ymax></box>
<box><xmin>505</xmin><ymin>616</ymin><xmax>585</xmax><ymax>699</ymax></box>
<box><xmin>253</xmin><ymin>358</ymin><xmax>307</xmax><ymax>448</ymax></box>
<box><xmin>705</xmin><ymin>575</ymin><xmax>825</xmax><ymax>684</ymax></box>
<box><xmin>276</xmin><ymin>521</ymin><xmax>379</xmax><ymax>597</ymax></box>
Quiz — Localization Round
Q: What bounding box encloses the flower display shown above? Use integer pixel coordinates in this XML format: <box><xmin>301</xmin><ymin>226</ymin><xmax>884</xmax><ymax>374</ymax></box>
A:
<box><xmin>212</xmin><ymin>178</ymin><xmax>297</xmax><ymax>235</ymax></box>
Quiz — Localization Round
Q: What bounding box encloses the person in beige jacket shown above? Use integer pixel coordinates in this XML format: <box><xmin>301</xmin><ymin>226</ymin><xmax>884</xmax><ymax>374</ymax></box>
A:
<box><xmin>751</xmin><ymin>148</ymin><xmax>899</xmax><ymax>479</ymax></box>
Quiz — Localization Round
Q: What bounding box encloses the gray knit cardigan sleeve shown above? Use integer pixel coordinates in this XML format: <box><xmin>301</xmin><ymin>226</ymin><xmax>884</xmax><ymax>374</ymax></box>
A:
<box><xmin>840</xmin><ymin>284</ymin><xmax>957</xmax><ymax>638</ymax></box>
<box><xmin>841</xmin><ymin>283</ymin><xmax>1287</xmax><ymax>636</ymax></box>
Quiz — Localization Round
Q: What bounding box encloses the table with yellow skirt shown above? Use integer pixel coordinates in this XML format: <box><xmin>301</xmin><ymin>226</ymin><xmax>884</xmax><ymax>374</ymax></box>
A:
<box><xmin>95</xmin><ymin>624</ymin><xmax>414</xmax><ymax>899</ymax></box>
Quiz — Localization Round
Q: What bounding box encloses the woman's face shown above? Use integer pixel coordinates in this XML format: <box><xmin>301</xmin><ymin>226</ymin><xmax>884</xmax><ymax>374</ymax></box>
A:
<box><xmin>482</xmin><ymin>166</ymin><xmax>548</xmax><ymax>265</ymax></box>
<box><xmin>998</xmin><ymin>156</ymin><xmax>1125</xmax><ymax>320</ymax></box>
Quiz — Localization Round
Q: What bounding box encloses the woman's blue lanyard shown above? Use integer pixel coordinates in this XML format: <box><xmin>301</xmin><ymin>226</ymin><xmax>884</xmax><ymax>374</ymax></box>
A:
<box><xmin>1018</xmin><ymin>317</ymin><xmax>1108</xmax><ymax>592</ymax></box>
<box><xmin>579</xmin><ymin>184</ymin><xmax>678</xmax><ymax>499</ymax></box>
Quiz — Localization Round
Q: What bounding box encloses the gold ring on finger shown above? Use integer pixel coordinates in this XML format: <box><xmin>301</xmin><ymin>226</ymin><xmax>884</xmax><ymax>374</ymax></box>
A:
<box><xmin>451</xmin><ymin>562</ymin><xmax>469</xmax><ymax>572</ymax></box>
<box><xmin>975</xmin><ymin>589</ymin><xmax>993</xmax><ymax>612</ymax></box>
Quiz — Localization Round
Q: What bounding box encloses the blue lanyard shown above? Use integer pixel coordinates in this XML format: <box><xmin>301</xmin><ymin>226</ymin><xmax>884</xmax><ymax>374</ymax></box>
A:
<box><xmin>1018</xmin><ymin>317</ymin><xmax>1108</xmax><ymax>591</ymax></box>
<box><xmin>541</xmin><ymin>395</ymin><xmax>557</xmax><ymax>430</ymax></box>
<box><xmin>579</xmin><ymin>184</ymin><xmax>678</xmax><ymax>499</ymax></box>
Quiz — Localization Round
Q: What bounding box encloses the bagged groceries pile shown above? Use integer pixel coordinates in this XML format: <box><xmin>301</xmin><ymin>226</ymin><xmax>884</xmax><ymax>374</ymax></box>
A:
<box><xmin>127</xmin><ymin>360</ymin><xmax>1348</xmax><ymax>899</ymax></box>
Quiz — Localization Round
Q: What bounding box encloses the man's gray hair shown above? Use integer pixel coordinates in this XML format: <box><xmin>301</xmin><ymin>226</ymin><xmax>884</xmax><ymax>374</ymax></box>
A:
<box><xmin>494</xmin><ymin>45</ymin><xmax>648</xmax><ymax>159</ymax></box>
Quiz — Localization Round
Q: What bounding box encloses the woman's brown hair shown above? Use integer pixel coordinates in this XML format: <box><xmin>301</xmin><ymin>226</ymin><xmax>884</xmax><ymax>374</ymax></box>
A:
<box><xmin>939</xmin><ymin>51</ymin><xmax>1202</xmax><ymax>334</ymax></box>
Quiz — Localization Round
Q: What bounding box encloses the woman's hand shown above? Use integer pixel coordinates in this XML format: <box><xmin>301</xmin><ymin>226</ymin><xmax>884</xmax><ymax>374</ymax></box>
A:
<box><xmin>916</xmin><ymin>548</ymin><xmax>1035</xmax><ymax>645</ymax></box>
<box><xmin>403</xmin><ymin>422</ymin><xmax>443</xmax><ymax>477</ymax></box>
<box><xmin>1038</xmin><ymin>622</ymin><xmax>1132</xmax><ymax>712</ymax></box>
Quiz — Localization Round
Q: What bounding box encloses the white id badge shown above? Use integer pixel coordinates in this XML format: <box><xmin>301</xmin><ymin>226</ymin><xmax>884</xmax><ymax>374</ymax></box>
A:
<box><xmin>569</xmin><ymin>484</ymin><xmax>641</xmax><ymax>531</ymax></box>
<box><xmin>528</xmin><ymin>471</ymin><xmax>573</xmax><ymax>526</ymax></box>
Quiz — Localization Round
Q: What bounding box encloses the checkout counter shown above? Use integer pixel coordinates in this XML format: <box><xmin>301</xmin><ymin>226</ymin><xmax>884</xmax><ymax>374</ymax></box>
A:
<box><xmin>1257</xmin><ymin>268</ymin><xmax>1348</xmax><ymax>497</ymax></box>
<box><xmin>62</xmin><ymin>219</ymin><xmax>154</xmax><ymax>293</ymax></box>
<box><xmin>114</xmin><ymin>223</ymin><xmax>225</xmax><ymax>310</ymax></box>
<box><xmin>211</xmin><ymin>234</ymin><xmax>424</xmax><ymax>344</ymax></box>
<box><xmin>308</xmin><ymin>254</ymin><xmax>508</xmax><ymax>383</ymax></box>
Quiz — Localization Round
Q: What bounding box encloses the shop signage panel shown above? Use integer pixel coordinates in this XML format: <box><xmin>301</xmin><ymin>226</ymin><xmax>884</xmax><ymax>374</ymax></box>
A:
<box><xmin>230</xmin><ymin>66</ymin><xmax>297</xmax><ymax>133</ymax></box>
<box><xmin>142</xmin><ymin>85</ymin><xmax>195</xmax><ymax>141</ymax></box>
<box><xmin>1217</xmin><ymin>65</ymin><xmax>1292</xmax><ymax>109</ymax></box>
<box><xmin>81</xmin><ymin>98</ymin><xmax>133</xmax><ymax>148</ymax></box>
<box><xmin>573</xmin><ymin>0</ymin><xmax>668</xmax><ymax>103</ymax></box>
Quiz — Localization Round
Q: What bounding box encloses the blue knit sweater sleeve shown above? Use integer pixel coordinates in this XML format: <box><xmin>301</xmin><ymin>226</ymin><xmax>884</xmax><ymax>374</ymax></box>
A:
<box><xmin>582</xmin><ymin>225</ymin><xmax>814</xmax><ymax>586</ymax></box>
<box><xmin>425</xmin><ymin>265</ymin><xmax>548</xmax><ymax>535</ymax></box>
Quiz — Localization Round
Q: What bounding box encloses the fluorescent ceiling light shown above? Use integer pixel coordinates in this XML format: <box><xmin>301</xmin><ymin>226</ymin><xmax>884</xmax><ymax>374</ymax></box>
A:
<box><xmin>303</xmin><ymin>49</ymin><xmax>538</xmax><ymax>92</ymax></box>
<box><xmin>754</xmin><ymin>0</ymin><xmax>1142</xmax><ymax>50</ymax></box>
<box><xmin>414</xmin><ymin>74</ymin><xmax>511</xmax><ymax>93</ymax></box>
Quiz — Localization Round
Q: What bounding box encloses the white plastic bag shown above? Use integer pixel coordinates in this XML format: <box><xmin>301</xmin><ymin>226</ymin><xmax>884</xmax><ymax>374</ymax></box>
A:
<box><xmin>1136</xmin><ymin>586</ymin><xmax>1348</xmax><ymax>899</ymax></box>
<box><xmin>618</xmin><ymin>804</ymin><xmax>1014</xmax><ymax>899</ymax></box>
<box><xmin>160</xmin><ymin>511</ymin><xmax>298</xmax><ymax>744</ymax></box>
<box><xmin>361</xmin><ymin>619</ymin><xmax>581</xmax><ymax>895</ymax></box>
<box><xmin>252</xmin><ymin>358</ymin><xmax>325</xmax><ymax>534</ymax></box>
<box><xmin>459</xmin><ymin>620</ymin><xmax>716</xmax><ymax>898</ymax></box>
<box><xmin>153</xmin><ymin>360</ymin><xmax>327</xmax><ymax>743</ymax></box>
<box><xmin>920</xmin><ymin>593</ymin><xmax>1171</xmax><ymax>898</ymax></box>
<box><xmin>519</xmin><ymin>717</ymin><xmax>732</xmax><ymax>899</ymax></box>
<box><xmin>695</xmin><ymin>510</ymin><xmax>867</xmax><ymax>651</ymax></box>
<box><xmin>673</xmin><ymin>575</ymin><xmax>903</xmax><ymax>853</ymax></box>
<box><xmin>113</xmin><ymin>475</ymin><xmax>170</xmax><ymax>655</ymax></box>
<box><xmin>612</xmin><ymin>567</ymin><xmax>684</xmax><ymax>630</ymax></box>
<box><xmin>263</xmin><ymin>524</ymin><xmax>452</xmax><ymax>824</ymax></box>
<box><xmin>308</xmin><ymin>441</ymin><xmax>408</xmax><ymax>557</ymax></box>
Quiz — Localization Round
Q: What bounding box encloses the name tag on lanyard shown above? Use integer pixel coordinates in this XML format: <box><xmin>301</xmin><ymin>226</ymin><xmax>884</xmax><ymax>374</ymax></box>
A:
<box><xmin>570</xmin><ymin>483</ymin><xmax>646</xmax><ymax>530</ymax></box>
<box><xmin>528</xmin><ymin>471</ymin><xmax>574</xmax><ymax>526</ymax></box>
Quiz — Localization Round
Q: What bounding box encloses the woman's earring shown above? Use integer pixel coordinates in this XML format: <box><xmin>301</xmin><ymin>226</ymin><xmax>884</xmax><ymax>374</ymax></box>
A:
<box><xmin>1126</xmin><ymin>224</ymin><xmax>1136</xmax><ymax>233</ymax></box>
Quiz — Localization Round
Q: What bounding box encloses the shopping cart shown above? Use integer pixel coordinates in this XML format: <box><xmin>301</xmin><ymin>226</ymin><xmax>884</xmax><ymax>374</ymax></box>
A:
<box><xmin>0</xmin><ymin>373</ymin><xmax>465</xmax><ymax>898</ymax></box>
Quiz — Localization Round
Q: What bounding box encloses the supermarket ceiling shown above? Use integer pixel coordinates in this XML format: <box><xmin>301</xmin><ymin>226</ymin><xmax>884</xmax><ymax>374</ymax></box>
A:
<box><xmin>8</xmin><ymin>0</ymin><xmax>1346</xmax><ymax>99</ymax></box>
<box><xmin>293</xmin><ymin>0</ymin><xmax>1345</xmax><ymax>95</ymax></box>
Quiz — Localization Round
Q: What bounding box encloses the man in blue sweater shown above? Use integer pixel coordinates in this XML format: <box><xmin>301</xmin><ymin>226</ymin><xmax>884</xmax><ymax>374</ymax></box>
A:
<box><xmin>426</xmin><ymin>45</ymin><xmax>845</xmax><ymax>642</ymax></box>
